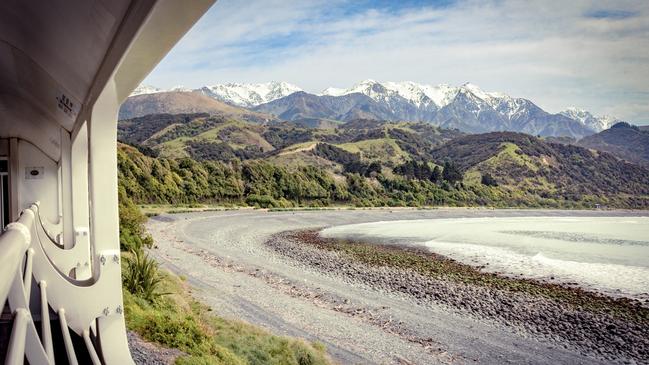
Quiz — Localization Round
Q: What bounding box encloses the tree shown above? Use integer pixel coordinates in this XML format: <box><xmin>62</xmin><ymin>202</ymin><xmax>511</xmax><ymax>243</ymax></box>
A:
<box><xmin>366</xmin><ymin>161</ymin><xmax>382</xmax><ymax>177</ymax></box>
<box><xmin>481</xmin><ymin>173</ymin><xmax>498</xmax><ymax>186</ymax></box>
<box><xmin>430</xmin><ymin>166</ymin><xmax>442</xmax><ymax>183</ymax></box>
<box><xmin>442</xmin><ymin>160</ymin><xmax>463</xmax><ymax>183</ymax></box>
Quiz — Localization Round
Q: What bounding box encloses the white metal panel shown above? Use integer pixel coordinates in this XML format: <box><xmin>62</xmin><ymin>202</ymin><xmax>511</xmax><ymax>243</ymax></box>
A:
<box><xmin>17</xmin><ymin>140</ymin><xmax>60</xmax><ymax>223</ymax></box>
<box><xmin>0</xmin><ymin>0</ymin><xmax>132</xmax><ymax>104</ymax></box>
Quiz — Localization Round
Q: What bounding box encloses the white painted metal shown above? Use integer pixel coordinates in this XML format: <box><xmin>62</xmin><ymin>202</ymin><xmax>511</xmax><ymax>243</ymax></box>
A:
<box><xmin>0</xmin><ymin>156</ymin><xmax>7</xmax><ymax>230</ymax></box>
<box><xmin>5</xmin><ymin>308</ymin><xmax>29</xmax><ymax>365</ymax></box>
<box><xmin>39</xmin><ymin>281</ymin><xmax>54</xmax><ymax>363</ymax></box>
<box><xmin>34</xmin><ymin>204</ymin><xmax>92</xmax><ymax>279</ymax></box>
<box><xmin>58</xmin><ymin>308</ymin><xmax>79</xmax><ymax>365</ymax></box>
<box><xmin>0</xmin><ymin>0</ymin><xmax>216</xmax><ymax>363</ymax></box>
<box><xmin>6</xmin><ymin>210</ymin><xmax>51</xmax><ymax>365</ymax></box>
<box><xmin>0</xmin><ymin>213</ymin><xmax>32</xmax><ymax>302</ymax></box>
<box><xmin>60</xmin><ymin>127</ymin><xmax>74</xmax><ymax>246</ymax></box>
<box><xmin>22</xmin><ymin>248</ymin><xmax>33</xmax><ymax>302</ymax></box>
<box><xmin>29</xmin><ymin>204</ymin><xmax>123</xmax><ymax>334</ymax></box>
<box><xmin>83</xmin><ymin>329</ymin><xmax>102</xmax><ymax>365</ymax></box>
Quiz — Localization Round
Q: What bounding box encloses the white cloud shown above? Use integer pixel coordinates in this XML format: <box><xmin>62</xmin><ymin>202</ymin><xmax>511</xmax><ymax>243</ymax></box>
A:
<box><xmin>144</xmin><ymin>0</ymin><xmax>649</xmax><ymax>124</ymax></box>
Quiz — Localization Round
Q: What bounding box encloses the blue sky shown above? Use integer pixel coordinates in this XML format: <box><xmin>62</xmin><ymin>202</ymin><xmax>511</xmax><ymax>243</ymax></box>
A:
<box><xmin>143</xmin><ymin>0</ymin><xmax>649</xmax><ymax>124</ymax></box>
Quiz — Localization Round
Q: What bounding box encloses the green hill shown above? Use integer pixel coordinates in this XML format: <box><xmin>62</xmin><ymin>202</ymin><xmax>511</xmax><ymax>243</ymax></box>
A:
<box><xmin>431</xmin><ymin>132</ymin><xmax>649</xmax><ymax>207</ymax></box>
<box><xmin>578</xmin><ymin>122</ymin><xmax>649</xmax><ymax>166</ymax></box>
<box><xmin>117</xmin><ymin>114</ymin><xmax>649</xmax><ymax>209</ymax></box>
<box><xmin>118</xmin><ymin>114</ymin><xmax>462</xmax><ymax>166</ymax></box>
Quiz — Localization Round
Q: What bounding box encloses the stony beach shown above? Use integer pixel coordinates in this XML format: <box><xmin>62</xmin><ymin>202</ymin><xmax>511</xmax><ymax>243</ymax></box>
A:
<box><xmin>266</xmin><ymin>230</ymin><xmax>649</xmax><ymax>364</ymax></box>
<box><xmin>144</xmin><ymin>208</ymin><xmax>649</xmax><ymax>365</ymax></box>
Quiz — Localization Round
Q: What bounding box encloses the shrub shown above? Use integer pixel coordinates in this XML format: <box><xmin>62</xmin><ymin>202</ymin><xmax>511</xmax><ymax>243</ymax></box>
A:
<box><xmin>481</xmin><ymin>173</ymin><xmax>498</xmax><ymax>187</ymax></box>
<box><xmin>442</xmin><ymin>160</ymin><xmax>463</xmax><ymax>183</ymax></box>
<box><xmin>123</xmin><ymin>271</ymin><xmax>333</xmax><ymax>365</ymax></box>
<box><xmin>245</xmin><ymin>194</ymin><xmax>280</xmax><ymax>208</ymax></box>
<box><xmin>119</xmin><ymin>186</ymin><xmax>153</xmax><ymax>251</ymax></box>
<box><xmin>122</xmin><ymin>250</ymin><xmax>163</xmax><ymax>302</ymax></box>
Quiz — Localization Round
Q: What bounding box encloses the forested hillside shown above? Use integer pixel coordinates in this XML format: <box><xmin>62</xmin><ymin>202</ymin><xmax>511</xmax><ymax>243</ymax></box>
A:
<box><xmin>118</xmin><ymin>143</ymin><xmax>497</xmax><ymax>208</ymax></box>
<box><xmin>578</xmin><ymin>122</ymin><xmax>649</xmax><ymax>166</ymax></box>
<box><xmin>116</xmin><ymin>113</ymin><xmax>649</xmax><ymax>209</ymax></box>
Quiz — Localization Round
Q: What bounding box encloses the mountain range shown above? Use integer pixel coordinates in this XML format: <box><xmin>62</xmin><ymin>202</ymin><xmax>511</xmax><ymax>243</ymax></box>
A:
<box><xmin>129</xmin><ymin>80</ymin><xmax>622</xmax><ymax>138</ymax></box>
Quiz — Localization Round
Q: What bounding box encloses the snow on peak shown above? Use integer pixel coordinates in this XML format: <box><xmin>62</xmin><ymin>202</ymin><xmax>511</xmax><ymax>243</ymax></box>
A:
<box><xmin>170</xmin><ymin>85</ymin><xmax>192</xmax><ymax>92</ymax></box>
<box><xmin>128</xmin><ymin>81</ymin><xmax>622</xmax><ymax>132</ymax></box>
<box><xmin>419</xmin><ymin>83</ymin><xmax>459</xmax><ymax>107</ymax></box>
<box><xmin>460</xmin><ymin>82</ymin><xmax>487</xmax><ymax>97</ymax></box>
<box><xmin>322</xmin><ymin>80</ymin><xmax>458</xmax><ymax>108</ymax></box>
<box><xmin>130</xmin><ymin>85</ymin><xmax>163</xmax><ymax>96</ymax></box>
<box><xmin>321</xmin><ymin>87</ymin><xmax>346</xmax><ymax>96</ymax></box>
<box><xmin>459</xmin><ymin>82</ymin><xmax>512</xmax><ymax>102</ymax></box>
<box><xmin>319</xmin><ymin>80</ymin><xmax>515</xmax><ymax>109</ymax></box>
<box><xmin>562</xmin><ymin>107</ymin><xmax>590</xmax><ymax>118</ymax></box>
<box><xmin>560</xmin><ymin>107</ymin><xmax>616</xmax><ymax>132</ymax></box>
<box><xmin>203</xmin><ymin>81</ymin><xmax>302</xmax><ymax>107</ymax></box>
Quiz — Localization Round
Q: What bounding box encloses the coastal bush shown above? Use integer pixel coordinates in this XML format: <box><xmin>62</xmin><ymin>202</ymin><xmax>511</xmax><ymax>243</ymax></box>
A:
<box><xmin>122</xmin><ymin>249</ymin><xmax>164</xmax><ymax>302</ymax></box>
<box><xmin>481</xmin><ymin>173</ymin><xmax>498</xmax><ymax>186</ymax></box>
<box><xmin>123</xmin><ymin>270</ymin><xmax>333</xmax><ymax>365</ymax></box>
<box><xmin>119</xmin><ymin>186</ymin><xmax>153</xmax><ymax>251</ymax></box>
<box><xmin>118</xmin><ymin>191</ymin><xmax>333</xmax><ymax>364</ymax></box>
<box><xmin>117</xmin><ymin>136</ymin><xmax>649</xmax><ymax>210</ymax></box>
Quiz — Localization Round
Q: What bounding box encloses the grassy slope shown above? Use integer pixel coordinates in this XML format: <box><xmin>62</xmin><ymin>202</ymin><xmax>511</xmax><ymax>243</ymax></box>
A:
<box><xmin>338</xmin><ymin>138</ymin><xmax>408</xmax><ymax>165</ymax></box>
<box><xmin>118</xmin><ymin>114</ymin><xmax>649</xmax><ymax>209</ymax></box>
<box><xmin>124</xmin><ymin>265</ymin><xmax>332</xmax><ymax>365</ymax></box>
<box><xmin>156</xmin><ymin>120</ymin><xmax>275</xmax><ymax>159</ymax></box>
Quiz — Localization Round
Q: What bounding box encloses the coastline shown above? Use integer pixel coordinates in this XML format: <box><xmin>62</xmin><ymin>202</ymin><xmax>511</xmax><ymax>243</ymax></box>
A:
<box><xmin>265</xmin><ymin>229</ymin><xmax>649</xmax><ymax>364</ymax></box>
<box><xmin>139</xmin><ymin>203</ymin><xmax>649</xmax><ymax>217</ymax></box>
<box><xmin>146</xmin><ymin>209</ymin><xmax>649</xmax><ymax>364</ymax></box>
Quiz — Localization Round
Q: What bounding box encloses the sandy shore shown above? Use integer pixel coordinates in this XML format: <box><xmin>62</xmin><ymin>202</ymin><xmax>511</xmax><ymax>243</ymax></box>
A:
<box><xmin>146</xmin><ymin>208</ymin><xmax>647</xmax><ymax>365</ymax></box>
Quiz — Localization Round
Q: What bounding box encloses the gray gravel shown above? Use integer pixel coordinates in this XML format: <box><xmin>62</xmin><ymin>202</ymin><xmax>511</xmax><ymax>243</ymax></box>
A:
<box><xmin>145</xmin><ymin>208</ymin><xmax>647</xmax><ymax>365</ymax></box>
<box><xmin>267</xmin><ymin>230</ymin><xmax>649</xmax><ymax>364</ymax></box>
<box><xmin>128</xmin><ymin>331</ymin><xmax>184</xmax><ymax>365</ymax></box>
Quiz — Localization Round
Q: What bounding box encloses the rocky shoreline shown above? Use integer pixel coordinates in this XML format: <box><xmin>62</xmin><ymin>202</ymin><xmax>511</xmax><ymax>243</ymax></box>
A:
<box><xmin>265</xmin><ymin>230</ymin><xmax>649</xmax><ymax>365</ymax></box>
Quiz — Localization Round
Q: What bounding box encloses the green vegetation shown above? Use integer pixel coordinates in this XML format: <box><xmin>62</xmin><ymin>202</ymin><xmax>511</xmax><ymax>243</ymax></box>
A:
<box><xmin>118</xmin><ymin>185</ymin><xmax>154</xmax><ymax>252</ymax></box>
<box><xmin>578</xmin><ymin>121</ymin><xmax>649</xmax><ymax>167</ymax></box>
<box><xmin>124</xmin><ymin>269</ymin><xmax>331</xmax><ymax>365</ymax></box>
<box><xmin>119</xmin><ymin>186</ymin><xmax>333</xmax><ymax>364</ymax></box>
<box><xmin>122</xmin><ymin>249</ymin><xmax>164</xmax><ymax>302</ymax></box>
<box><xmin>117</xmin><ymin>113</ymin><xmax>649</xmax><ymax>209</ymax></box>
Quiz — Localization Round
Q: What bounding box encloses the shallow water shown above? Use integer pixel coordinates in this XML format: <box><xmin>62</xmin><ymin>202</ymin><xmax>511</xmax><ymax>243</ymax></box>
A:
<box><xmin>320</xmin><ymin>216</ymin><xmax>649</xmax><ymax>300</ymax></box>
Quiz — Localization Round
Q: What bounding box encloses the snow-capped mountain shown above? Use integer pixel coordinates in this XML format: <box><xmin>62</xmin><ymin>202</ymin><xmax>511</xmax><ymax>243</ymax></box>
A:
<box><xmin>257</xmin><ymin>80</ymin><xmax>605</xmax><ymax>138</ymax></box>
<box><xmin>197</xmin><ymin>81</ymin><xmax>302</xmax><ymax>107</ymax></box>
<box><xmin>130</xmin><ymin>84</ymin><xmax>163</xmax><ymax>96</ymax></box>
<box><xmin>129</xmin><ymin>80</ymin><xmax>623</xmax><ymax>138</ymax></box>
<box><xmin>321</xmin><ymin>80</ymin><xmax>503</xmax><ymax>109</ymax></box>
<box><xmin>560</xmin><ymin>107</ymin><xmax>617</xmax><ymax>132</ymax></box>
<box><xmin>314</xmin><ymin>80</ymin><xmax>618</xmax><ymax>137</ymax></box>
<box><xmin>169</xmin><ymin>85</ymin><xmax>192</xmax><ymax>93</ymax></box>
<box><xmin>130</xmin><ymin>82</ymin><xmax>302</xmax><ymax>107</ymax></box>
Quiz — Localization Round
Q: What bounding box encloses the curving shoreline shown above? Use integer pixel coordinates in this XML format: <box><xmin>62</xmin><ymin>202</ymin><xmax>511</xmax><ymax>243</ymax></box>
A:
<box><xmin>265</xmin><ymin>229</ymin><xmax>649</xmax><ymax>364</ymax></box>
<box><xmin>146</xmin><ymin>209</ymin><xmax>649</xmax><ymax>364</ymax></box>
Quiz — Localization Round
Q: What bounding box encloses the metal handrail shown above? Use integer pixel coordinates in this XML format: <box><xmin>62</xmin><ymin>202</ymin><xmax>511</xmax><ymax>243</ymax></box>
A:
<box><xmin>0</xmin><ymin>210</ymin><xmax>33</xmax><ymax>305</ymax></box>
<box><xmin>2</xmin><ymin>204</ymin><xmax>127</xmax><ymax>365</ymax></box>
